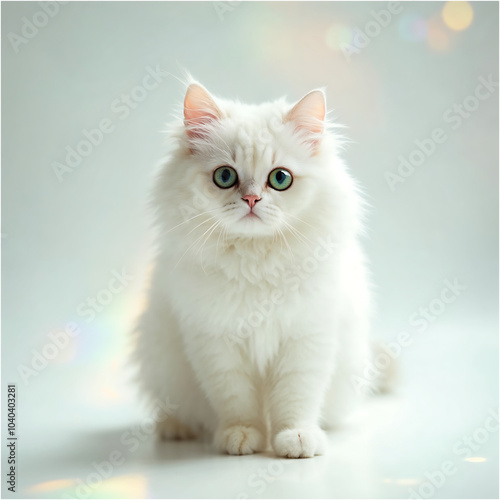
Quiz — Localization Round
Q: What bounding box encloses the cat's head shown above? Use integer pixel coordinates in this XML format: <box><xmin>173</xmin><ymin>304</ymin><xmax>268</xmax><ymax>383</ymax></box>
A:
<box><xmin>165</xmin><ymin>82</ymin><xmax>350</xmax><ymax>240</ymax></box>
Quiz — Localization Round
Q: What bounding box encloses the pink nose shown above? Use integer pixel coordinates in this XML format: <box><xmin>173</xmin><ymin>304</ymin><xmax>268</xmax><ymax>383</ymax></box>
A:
<box><xmin>242</xmin><ymin>195</ymin><xmax>261</xmax><ymax>209</ymax></box>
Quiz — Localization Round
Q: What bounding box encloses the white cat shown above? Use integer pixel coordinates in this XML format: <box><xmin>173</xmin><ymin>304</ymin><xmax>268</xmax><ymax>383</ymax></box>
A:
<box><xmin>133</xmin><ymin>81</ymin><xmax>379</xmax><ymax>458</ymax></box>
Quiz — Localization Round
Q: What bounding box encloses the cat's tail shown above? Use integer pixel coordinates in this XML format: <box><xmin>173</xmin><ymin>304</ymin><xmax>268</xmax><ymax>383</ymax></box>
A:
<box><xmin>369</xmin><ymin>341</ymin><xmax>399</xmax><ymax>395</ymax></box>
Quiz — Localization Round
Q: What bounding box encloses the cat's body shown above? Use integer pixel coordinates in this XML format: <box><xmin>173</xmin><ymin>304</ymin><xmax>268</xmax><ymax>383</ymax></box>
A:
<box><xmin>134</xmin><ymin>82</ymin><xmax>375</xmax><ymax>458</ymax></box>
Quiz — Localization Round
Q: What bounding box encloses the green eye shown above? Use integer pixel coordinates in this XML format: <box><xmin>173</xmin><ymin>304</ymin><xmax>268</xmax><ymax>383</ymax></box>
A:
<box><xmin>213</xmin><ymin>166</ymin><xmax>238</xmax><ymax>189</ymax></box>
<box><xmin>268</xmin><ymin>168</ymin><xmax>293</xmax><ymax>191</ymax></box>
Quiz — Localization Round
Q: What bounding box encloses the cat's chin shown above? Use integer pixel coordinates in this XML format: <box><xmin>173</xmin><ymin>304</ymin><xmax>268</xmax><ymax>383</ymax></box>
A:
<box><xmin>227</xmin><ymin>215</ymin><xmax>275</xmax><ymax>238</ymax></box>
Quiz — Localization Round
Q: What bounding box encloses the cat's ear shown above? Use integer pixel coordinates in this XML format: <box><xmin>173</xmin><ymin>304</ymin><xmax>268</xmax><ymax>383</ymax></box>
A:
<box><xmin>184</xmin><ymin>83</ymin><xmax>221</xmax><ymax>139</ymax></box>
<box><xmin>285</xmin><ymin>90</ymin><xmax>326</xmax><ymax>151</ymax></box>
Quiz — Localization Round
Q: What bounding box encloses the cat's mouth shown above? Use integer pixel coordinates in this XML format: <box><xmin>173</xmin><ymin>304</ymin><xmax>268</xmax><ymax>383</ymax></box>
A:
<box><xmin>242</xmin><ymin>212</ymin><xmax>260</xmax><ymax>220</ymax></box>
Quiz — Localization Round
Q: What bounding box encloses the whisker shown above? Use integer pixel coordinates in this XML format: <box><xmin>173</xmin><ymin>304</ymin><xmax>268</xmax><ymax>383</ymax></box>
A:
<box><xmin>173</xmin><ymin>220</ymin><xmax>219</xmax><ymax>270</ymax></box>
<box><xmin>274</xmin><ymin>226</ymin><xmax>283</xmax><ymax>254</ymax></box>
<box><xmin>276</xmin><ymin>226</ymin><xmax>294</xmax><ymax>265</ymax></box>
<box><xmin>285</xmin><ymin>212</ymin><xmax>319</xmax><ymax>231</ymax></box>
<box><xmin>223</xmin><ymin>225</ymin><xmax>229</xmax><ymax>251</ymax></box>
<box><xmin>199</xmin><ymin>220</ymin><xmax>222</xmax><ymax>274</ymax></box>
<box><xmin>282</xmin><ymin>220</ymin><xmax>314</xmax><ymax>249</ymax></box>
<box><xmin>164</xmin><ymin>208</ymin><xmax>220</xmax><ymax>235</ymax></box>
<box><xmin>215</xmin><ymin>222</ymin><xmax>224</xmax><ymax>264</ymax></box>
<box><xmin>186</xmin><ymin>216</ymin><xmax>215</xmax><ymax>236</ymax></box>
<box><xmin>208</xmin><ymin>126</ymin><xmax>233</xmax><ymax>155</ymax></box>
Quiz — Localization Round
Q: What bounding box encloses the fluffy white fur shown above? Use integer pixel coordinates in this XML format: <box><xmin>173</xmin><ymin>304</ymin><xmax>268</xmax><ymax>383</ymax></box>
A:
<box><xmin>133</xmin><ymin>82</ymin><xmax>375</xmax><ymax>458</ymax></box>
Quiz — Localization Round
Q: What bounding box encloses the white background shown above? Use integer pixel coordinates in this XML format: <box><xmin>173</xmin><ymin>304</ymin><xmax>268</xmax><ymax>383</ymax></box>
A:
<box><xmin>2</xmin><ymin>1</ymin><xmax>498</xmax><ymax>498</ymax></box>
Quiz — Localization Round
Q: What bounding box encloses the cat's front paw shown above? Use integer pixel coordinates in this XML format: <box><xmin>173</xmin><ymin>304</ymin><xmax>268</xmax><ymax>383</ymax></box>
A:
<box><xmin>214</xmin><ymin>425</ymin><xmax>265</xmax><ymax>455</ymax></box>
<box><xmin>272</xmin><ymin>426</ymin><xmax>327</xmax><ymax>458</ymax></box>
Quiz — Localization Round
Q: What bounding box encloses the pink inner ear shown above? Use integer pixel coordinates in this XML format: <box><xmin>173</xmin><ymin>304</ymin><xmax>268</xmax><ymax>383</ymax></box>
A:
<box><xmin>184</xmin><ymin>84</ymin><xmax>221</xmax><ymax>138</ymax></box>
<box><xmin>286</xmin><ymin>90</ymin><xmax>326</xmax><ymax>135</ymax></box>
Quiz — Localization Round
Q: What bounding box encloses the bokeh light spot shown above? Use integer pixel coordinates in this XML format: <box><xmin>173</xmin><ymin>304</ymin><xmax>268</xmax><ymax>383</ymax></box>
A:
<box><xmin>325</xmin><ymin>24</ymin><xmax>354</xmax><ymax>52</ymax></box>
<box><xmin>427</xmin><ymin>17</ymin><xmax>450</xmax><ymax>51</ymax></box>
<box><xmin>442</xmin><ymin>1</ymin><xmax>474</xmax><ymax>31</ymax></box>
<box><xmin>398</xmin><ymin>14</ymin><xmax>428</xmax><ymax>42</ymax></box>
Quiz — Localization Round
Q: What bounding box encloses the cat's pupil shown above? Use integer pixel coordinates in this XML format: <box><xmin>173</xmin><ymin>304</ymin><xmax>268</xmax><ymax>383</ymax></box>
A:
<box><xmin>221</xmin><ymin>169</ymin><xmax>231</xmax><ymax>182</ymax></box>
<box><xmin>276</xmin><ymin>171</ymin><xmax>285</xmax><ymax>184</ymax></box>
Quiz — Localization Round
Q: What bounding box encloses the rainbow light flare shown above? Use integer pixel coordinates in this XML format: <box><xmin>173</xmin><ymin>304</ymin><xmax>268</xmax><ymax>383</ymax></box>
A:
<box><xmin>27</xmin><ymin>474</ymin><xmax>148</xmax><ymax>499</ymax></box>
<box><xmin>28</xmin><ymin>478</ymin><xmax>77</xmax><ymax>493</ymax></box>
